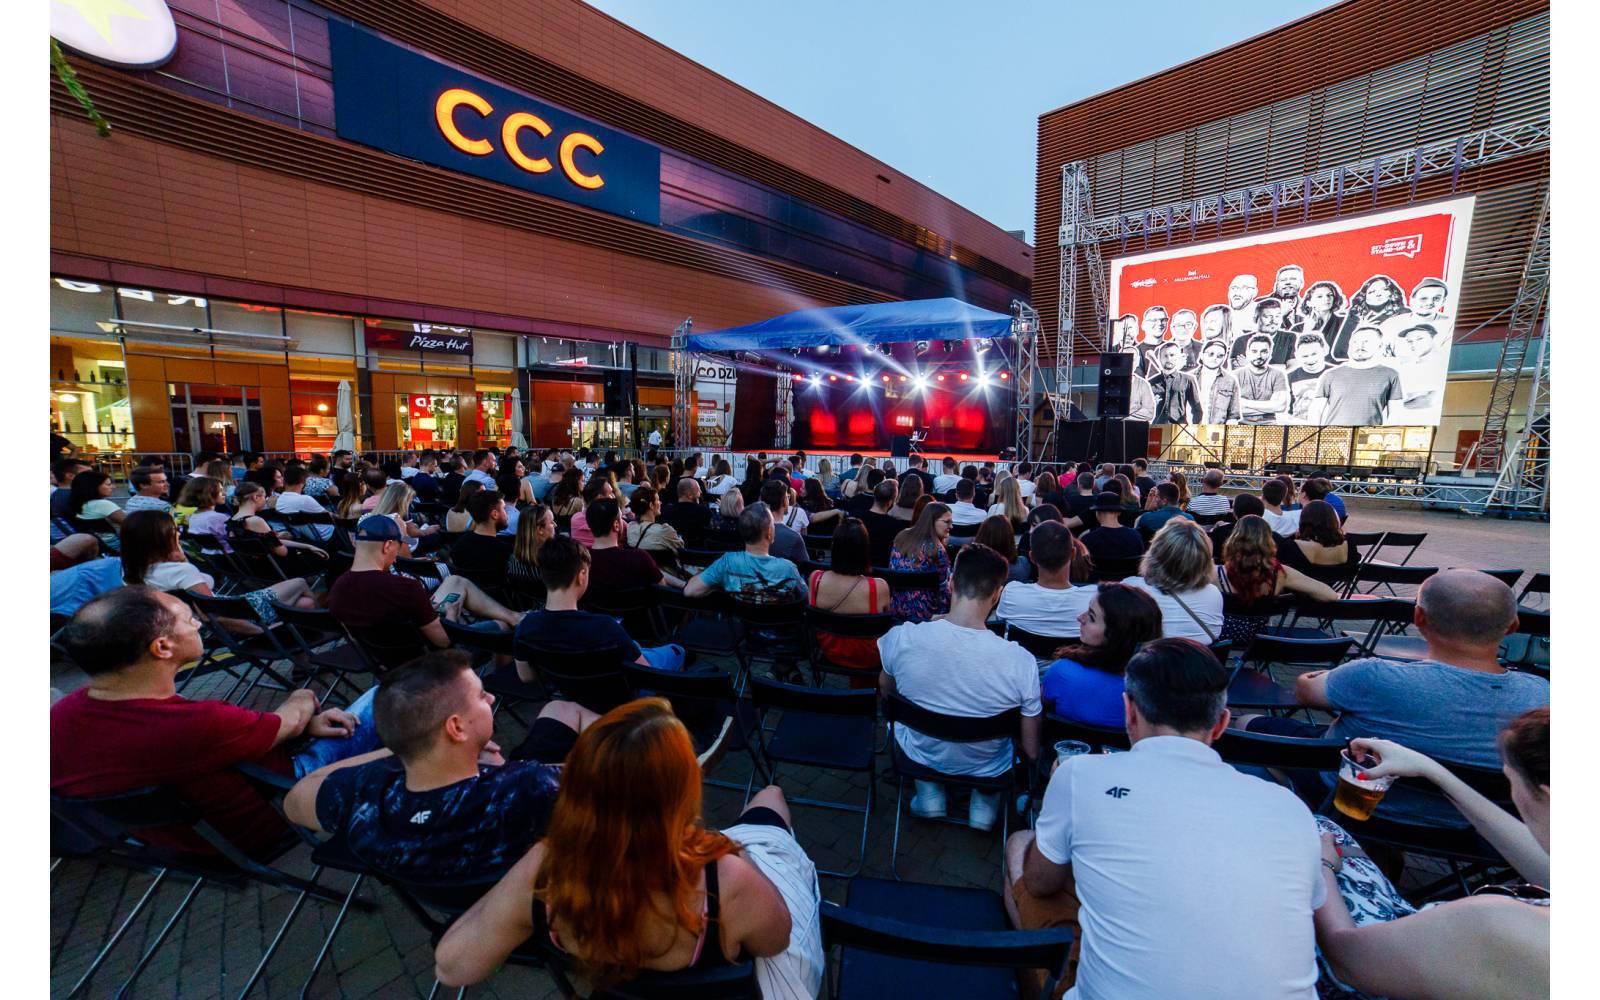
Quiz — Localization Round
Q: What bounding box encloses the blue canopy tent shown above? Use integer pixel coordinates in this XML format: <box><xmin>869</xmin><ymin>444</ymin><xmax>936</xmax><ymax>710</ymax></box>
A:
<box><xmin>684</xmin><ymin>297</ymin><xmax>1015</xmax><ymax>352</ymax></box>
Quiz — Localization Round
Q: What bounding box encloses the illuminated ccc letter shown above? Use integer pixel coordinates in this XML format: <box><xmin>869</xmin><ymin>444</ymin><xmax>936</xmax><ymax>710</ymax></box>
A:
<box><xmin>560</xmin><ymin>133</ymin><xmax>605</xmax><ymax>189</ymax></box>
<box><xmin>501</xmin><ymin>112</ymin><xmax>553</xmax><ymax>173</ymax></box>
<box><xmin>435</xmin><ymin>88</ymin><xmax>494</xmax><ymax>155</ymax></box>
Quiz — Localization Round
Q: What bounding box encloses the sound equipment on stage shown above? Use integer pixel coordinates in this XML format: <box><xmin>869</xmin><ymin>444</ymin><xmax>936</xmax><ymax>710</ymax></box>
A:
<box><xmin>1097</xmin><ymin>352</ymin><xmax>1134</xmax><ymax>419</ymax></box>
<box><xmin>602</xmin><ymin>368</ymin><xmax>634</xmax><ymax>416</ymax></box>
<box><xmin>889</xmin><ymin>435</ymin><xmax>912</xmax><ymax>458</ymax></box>
<box><xmin>1055</xmin><ymin>418</ymin><xmax>1149</xmax><ymax>465</ymax></box>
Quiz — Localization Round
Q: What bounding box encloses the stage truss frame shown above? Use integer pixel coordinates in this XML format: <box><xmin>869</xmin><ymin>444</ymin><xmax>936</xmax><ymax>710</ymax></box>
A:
<box><xmin>1048</xmin><ymin>112</ymin><xmax>1551</xmax><ymax>511</ymax></box>
<box><xmin>669</xmin><ymin>317</ymin><xmax>693</xmax><ymax>450</ymax></box>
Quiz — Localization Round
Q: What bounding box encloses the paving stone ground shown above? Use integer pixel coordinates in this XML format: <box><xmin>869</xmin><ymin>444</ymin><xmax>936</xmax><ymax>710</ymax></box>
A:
<box><xmin>49</xmin><ymin>505</ymin><xmax>1547</xmax><ymax>998</ymax></box>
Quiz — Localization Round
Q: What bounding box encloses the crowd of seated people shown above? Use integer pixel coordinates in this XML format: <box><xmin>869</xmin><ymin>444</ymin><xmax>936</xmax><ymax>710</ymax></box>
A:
<box><xmin>47</xmin><ymin>443</ymin><xmax>1550</xmax><ymax>998</ymax></box>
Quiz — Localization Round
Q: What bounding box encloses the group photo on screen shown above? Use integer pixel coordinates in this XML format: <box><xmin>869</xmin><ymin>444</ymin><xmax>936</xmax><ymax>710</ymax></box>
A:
<box><xmin>1106</xmin><ymin>197</ymin><xmax>1473</xmax><ymax>429</ymax></box>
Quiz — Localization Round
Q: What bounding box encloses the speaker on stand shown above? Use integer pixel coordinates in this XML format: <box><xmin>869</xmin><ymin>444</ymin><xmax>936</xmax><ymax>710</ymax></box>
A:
<box><xmin>1097</xmin><ymin>352</ymin><xmax>1134</xmax><ymax>419</ymax></box>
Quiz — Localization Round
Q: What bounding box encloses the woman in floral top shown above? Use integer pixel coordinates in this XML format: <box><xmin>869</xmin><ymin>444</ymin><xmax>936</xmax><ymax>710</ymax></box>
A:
<box><xmin>888</xmin><ymin>502</ymin><xmax>953</xmax><ymax>621</ymax></box>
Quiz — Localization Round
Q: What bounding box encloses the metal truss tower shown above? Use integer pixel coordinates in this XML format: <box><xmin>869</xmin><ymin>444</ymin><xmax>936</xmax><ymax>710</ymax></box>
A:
<box><xmin>1056</xmin><ymin>163</ymin><xmax>1109</xmax><ymax>405</ymax></box>
<box><xmin>1011</xmin><ymin>300</ymin><xmax>1041</xmax><ymax>460</ymax></box>
<box><xmin>1476</xmin><ymin>190</ymin><xmax>1551</xmax><ymax>514</ymax></box>
<box><xmin>669</xmin><ymin>317</ymin><xmax>693</xmax><ymax>451</ymax></box>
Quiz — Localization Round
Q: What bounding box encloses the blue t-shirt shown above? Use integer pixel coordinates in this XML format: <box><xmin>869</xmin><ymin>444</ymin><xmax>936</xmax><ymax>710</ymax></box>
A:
<box><xmin>51</xmin><ymin>557</ymin><xmax>125</xmax><ymax>617</ymax></box>
<box><xmin>315</xmin><ymin>757</ymin><xmax>561</xmax><ymax>881</ymax></box>
<box><xmin>1134</xmin><ymin>506</ymin><xmax>1192</xmax><ymax>537</ymax></box>
<box><xmin>699</xmin><ymin>550</ymin><xmax>805</xmax><ymax>604</ymax></box>
<box><xmin>514</xmin><ymin>608</ymin><xmax>640</xmax><ymax>660</ymax></box>
<box><xmin>1322</xmin><ymin>658</ymin><xmax>1549</xmax><ymax>826</ymax></box>
<box><xmin>1324</xmin><ymin>492</ymin><xmax>1346</xmax><ymax>518</ymax></box>
<box><xmin>1040</xmin><ymin>658</ymin><xmax>1127</xmax><ymax>728</ymax></box>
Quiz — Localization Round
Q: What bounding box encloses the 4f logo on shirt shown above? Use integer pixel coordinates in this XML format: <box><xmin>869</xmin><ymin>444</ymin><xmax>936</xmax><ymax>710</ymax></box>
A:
<box><xmin>1104</xmin><ymin>787</ymin><xmax>1131</xmax><ymax>799</ymax></box>
<box><xmin>409</xmin><ymin>810</ymin><xmax>433</xmax><ymax>824</ymax></box>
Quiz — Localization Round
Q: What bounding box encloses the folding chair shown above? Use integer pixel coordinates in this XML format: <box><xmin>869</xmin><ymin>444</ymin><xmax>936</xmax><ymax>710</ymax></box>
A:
<box><xmin>1519</xmin><ymin>572</ymin><xmax>1550</xmax><ymax>610</ymax></box>
<box><xmin>51</xmin><ymin>787</ymin><xmax>355</xmax><ymax>1000</ymax></box>
<box><xmin>825</xmin><ymin>880</ymin><xmax>1074</xmax><ymax>1000</ymax></box>
<box><xmin>441</xmin><ymin>619</ymin><xmax>546</xmax><ymax>724</ymax></box>
<box><xmin>581</xmin><ymin>585</ymin><xmax>665</xmax><ymax>645</ymax></box>
<box><xmin>728</xmin><ymin>598</ymin><xmax>808</xmax><ymax>683</ymax></box>
<box><xmin>1282</xmin><ymin>597</ymin><xmax>1414</xmax><ymax>653</ymax></box>
<box><xmin>1090</xmin><ymin>555</ymin><xmax>1143</xmax><ymax>582</ymax></box>
<box><xmin>622</xmin><ymin>662</ymin><xmax>768</xmax><ymax>794</ymax></box>
<box><xmin>176</xmin><ymin>591</ymin><xmax>300</xmax><ymax>703</ymax></box>
<box><xmin>880</xmin><ymin>693</ymin><xmax>1023</xmax><ymax>881</ymax></box>
<box><xmin>1227</xmin><ymin>634</ymin><xmax>1355</xmax><ymax>716</ymax></box>
<box><xmin>654</xmin><ymin>587</ymin><xmax>750</xmax><ymax>685</ymax></box>
<box><xmin>803</xmin><ymin>605</ymin><xmax>896</xmax><ymax>687</ymax></box>
<box><xmin>876</xmin><ymin>568</ymin><xmax>944</xmax><ymax>616</ymax></box>
<box><xmin>1212</xmin><ymin>727</ymin><xmax>1345</xmax><ymax>772</ymax></box>
<box><xmin>268</xmin><ymin>600</ymin><xmax>376</xmax><ymax>706</ymax></box>
<box><xmin>345</xmin><ymin>622</ymin><xmax>430</xmax><ymax>673</ymax></box>
<box><xmin>1004</xmin><ymin>624</ymin><xmax>1072</xmax><ymax>661</ymax></box>
<box><xmin>746</xmin><ymin>675</ymin><xmax>878</xmax><ymax>878</ymax></box>
<box><xmin>517</xmin><ymin>642</ymin><xmax>636</xmax><ymax>714</ymax></box>
<box><xmin>1353</xmin><ymin>563</ymin><xmax>1438</xmax><ymax>599</ymax></box>
<box><xmin>1344</xmin><ymin>531</ymin><xmax>1387</xmax><ymax>568</ymax></box>
<box><xmin>1474</xmin><ymin>568</ymin><xmax>1524</xmax><ymax>590</ymax></box>
<box><xmin>1501</xmin><ymin>609</ymin><xmax>1550</xmax><ymax>679</ymax></box>
<box><xmin>1370</xmin><ymin>531</ymin><xmax>1427</xmax><ymax>565</ymax></box>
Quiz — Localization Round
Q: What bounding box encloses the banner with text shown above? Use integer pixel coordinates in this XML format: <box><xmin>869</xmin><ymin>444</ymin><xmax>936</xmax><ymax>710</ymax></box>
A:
<box><xmin>1107</xmin><ymin>195</ymin><xmax>1475</xmax><ymax>427</ymax></box>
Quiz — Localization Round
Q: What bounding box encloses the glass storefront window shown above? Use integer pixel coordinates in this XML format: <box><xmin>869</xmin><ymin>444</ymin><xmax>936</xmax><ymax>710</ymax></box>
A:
<box><xmin>478</xmin><ymin>389</ymin><xmax>511</xmax><ymax>447</ymax></box>
<box><xmin>397</xmin><ymin>394</ymin><xmax>459</xmax><ymax>449</ymax></box>
<box><xmin>291</xmin><ymin>379</ymin><xmax>346</xmax><ymax>453</ymax></box>
<box><xmin>51</xmin><ymin>348</ymin><xmax>134</xmax><ymax>455</ymax></box>
<box><xmin>168</xmin><ymin>383</ymin><xmax>264</xmax><ymax>455</ymax></box>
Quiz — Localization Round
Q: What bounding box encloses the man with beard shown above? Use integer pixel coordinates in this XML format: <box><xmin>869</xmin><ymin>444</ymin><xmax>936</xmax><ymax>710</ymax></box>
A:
<box><xmin>1309</xmin><ymin>326</ymin><xmax>1401</xmax><ymax>425</ymax></box>
<box><xmin>1226</xmin><ymin>274</ymin><xmax>1260</xmax><ymax>336</ymax></box>
<box><xmin>1231</xmin><ymin>299</ymin><xmax>1289</xmax><ymax>367</ymax></box>
<box><xmin>1187</xmin><ymin>304</ymin><xmax>1232</xmax><ymax>367</ymax></box>
<box><xmin>1170</xmin><ymin>308</ymin><xmax>1199</xmax><ymax>344</ymax></box>
<box><xmin>1195</xmin><ymin>339</ymin><xmax>1241</xmax><ymax>424</ymax></box>
<box><xmin>1150</xmin><ymin>341</ymin><xmax>1203</xmax><ymax>425</ymax></box>
<box><xmin>1270</xmin><ymin>265</ymin><xmax>1305</xmax><ymax>318</ymax></box>
<box><xmin>1388</xmin><ymin>322</ymin><xmax>1450</xmax><ymax>413</ymax></box>
<box><xmin>1236</xmin><ymin>335</ymin><xmax>1289</xmax><ymax>425</ymax></box>
<box><xmin>1381</xmin><ymin>277</ymin><xmax>1452</xmax><ymax>342</ymax></box>
<box><xmin>1137</xmin><ymin>306</ymin><xmax>1170</xmax><ymax>377</ymax></box>
<box><xmin>1286</xmin><ymin>334</ymin><xmax>1335</xmax><ymax>424</ymax></box>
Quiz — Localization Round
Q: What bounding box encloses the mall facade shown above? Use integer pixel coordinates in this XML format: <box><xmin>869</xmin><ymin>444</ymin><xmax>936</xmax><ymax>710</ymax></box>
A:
<box><xmin>1034</xmin><ymin>0</ymin><xmax>1549</xmax><ymax>474</ymax></box>
<box><xmin>49</xmin><ymin>0</ymin><xmax>1030</xmax><ymax>464</ymax></box>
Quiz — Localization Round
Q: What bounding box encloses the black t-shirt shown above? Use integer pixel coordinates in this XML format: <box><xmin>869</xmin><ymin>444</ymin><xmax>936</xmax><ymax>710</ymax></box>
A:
<box><xmin>1135</xmin><ymin>475</ymin><xmax>1158</xmax><ymax>498</ymax></box>
<box><xmin>450</xmin><ymin>532</ymin><xmax>514</xmax><ymax>584</ymax></box>
<box><xmin>1061</xmin><ymin>491</ymin><xmax>1098</xmax><ymax>524</ymax></box>
<box><xmin>51</xmin><ymin>487</ymin><xmax>72</xmax><ymax>521</ymax></box>
<box><xmin>588</xmin><ymin>546</ymin><xmax>663</xmax><ymax>591</ymax></box>
<box><xmin>859</xmin><ymin>510</ymin><xmax>904</xmax><ymax>567</ymax></box>
<box><xmin>409</xmin><ymin>472</ymin><xmax>439</xmax><ymax>503</ymax></box>
<box><xmin>842</xmin><ymin>492</ymin><xmax>874</xmax><ymax>517</ymax></box>
<box><xmin>438</xmin><ymin>472</ymin><xmax>465</xmax><ymax>505</ymax></box>
<box><xmin>315</xmin><ymin>757</ymin><xmax>561</xmax><ymax>882</ymax></box>
<box><xmin>1209</xmin><ymin>522</ymin><xmax>1236</xmax><ymax>563</ymax></box>
<box><xmin>1081</xmin><ymin>526</ymin><xmax>1145</xmax><ymax>564</ymax></box>
<box><xmin>663</xmin><ymin>502</ymin><xmax>711</xmax><ymax>542</ymax></box>
<box><xmin>514</xmin><ymin>608</ymin><xmax>640</xmax><ymax>660</ymax></box>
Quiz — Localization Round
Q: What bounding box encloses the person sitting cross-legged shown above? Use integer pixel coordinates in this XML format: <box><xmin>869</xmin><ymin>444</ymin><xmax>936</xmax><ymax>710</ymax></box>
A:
<box><xmin>51</xmin><ymin>587</ymin><xmax>381</xmax><ymax>858</ymax></box>
<box><xmin>285</xmin><ymin>650</ymin><xmax>598</xmax><ymax>880</ymax></box>
<box><xmin>514</xmin><ymin>535</ymin><xmax>687</xmax><ymax>678</ymax></box>
<box><xmin>878</xmin><ymin>543</ymin><xmax>1041</xmax><ymax>832</ymax></box>
<box><xmin>1007</xmin><ymin>638</ymin><xmax>1325</xmax><ymax>1000</ymax></box>
<box><xmin>1243</xmin><ymin>569</ymin><xmax>1548</xmax><ymax>826</ymax></box>
<box><xmin>328</xmin><ymin>515</ymin><xmax>523</xmax><ymax>654</ymax></box>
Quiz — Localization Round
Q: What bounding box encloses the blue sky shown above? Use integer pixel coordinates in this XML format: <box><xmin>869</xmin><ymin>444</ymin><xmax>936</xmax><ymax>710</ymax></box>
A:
<box><xmin>585</xmin><ymin>0</ymin><xmax>1330</xmax><ymax>243</ymax></box>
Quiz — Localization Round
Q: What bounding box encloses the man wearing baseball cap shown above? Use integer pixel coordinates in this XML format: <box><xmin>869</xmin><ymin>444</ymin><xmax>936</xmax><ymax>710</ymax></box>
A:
<box><xmin>327</xmin><ymin>514</ymin><xmax>524</xmax><ymax>665</ymax></box>
<box><xmin>1079</xmin><ymin>491</ymin><xmax>1146</xmax><ymax>567</ymax></box>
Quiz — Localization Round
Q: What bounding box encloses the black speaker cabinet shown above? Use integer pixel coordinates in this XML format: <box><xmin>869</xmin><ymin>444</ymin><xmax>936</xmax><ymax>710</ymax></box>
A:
<box><xmin>602</xmin><ymin>369</ymin><xmax>633</xmax><ymax>416</ymax></box>
<box><xmin>1055</xmin><ymin>418</ymin><xmax>1149</xmax><ymax>465</ymax></box>
<box><xmin>1097</xmin><ymin>352</ymin><xmax>1134</xmax><ymax>418</ymax></box>
<box><xmin>889</xmin><ymin>435</ymin><xmax>912</xmax><ymax>458</ymax></box>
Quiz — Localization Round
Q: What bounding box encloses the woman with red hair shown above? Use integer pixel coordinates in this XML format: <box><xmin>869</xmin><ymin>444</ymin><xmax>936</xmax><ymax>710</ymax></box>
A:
<box><xmin>435</xmin><ymin>698</ymin><xmax>823</xmax><ymax>997</ymax></box>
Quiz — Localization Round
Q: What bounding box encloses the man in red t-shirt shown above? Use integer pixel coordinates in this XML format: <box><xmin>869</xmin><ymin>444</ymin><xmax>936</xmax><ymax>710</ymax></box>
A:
<box><xmin>51</xmin><ymin>586</ymin><xmax>379</xmax><ymax>858</ymax></box>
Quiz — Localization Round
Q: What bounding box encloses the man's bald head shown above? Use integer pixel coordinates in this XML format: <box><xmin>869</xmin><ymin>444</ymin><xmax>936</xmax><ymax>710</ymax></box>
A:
<box><xmin>1417</xmin><ymin>569</ymin><xmax>1518</xmax><ymax>647</ymax></box>
<box><xmin>677</xmin><ymin>477</ymin><xmax>700</xmax><ymax>502</ymax></box>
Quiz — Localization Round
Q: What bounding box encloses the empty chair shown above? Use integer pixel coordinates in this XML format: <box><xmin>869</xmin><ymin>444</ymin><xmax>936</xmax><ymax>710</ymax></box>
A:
<box><xmin>1343</xmin><ymin>531</ymin><xmax>1387</xmax><ymax>566</ymax></box>
<box><xmin>269</xmin><ymin>600</ymin><xmax>375</xmax><ymax>705</ymax></box>
<box><xmin>1353</xmin><ymin>562</ymin><xmax>1439</xmax><ymax>598</ymax></box>
<box><xmin>517</xmin><ymin>642</ymin><xmax>635</xmax><ymax>715</ymax></box>
<box><xmin>1227</xmin><ymin>634</ymin><xmax>1355</xmax><ymax>715</ymax></box>
<box><xmin>1371</xmin><ymin>531</ymin><xmax>1427</xmax><ymax>565</ymax></box>
<box><xmin>622</xmin><ymin>662</ymin><xmax>766</xmax><ymax>793</ymax></box>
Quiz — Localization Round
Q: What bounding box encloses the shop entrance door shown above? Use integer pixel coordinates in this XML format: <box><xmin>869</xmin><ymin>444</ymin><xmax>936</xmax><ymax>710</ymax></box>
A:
<box><xmin>193</xmin><ymin>407</ymin><xmax>250</xmax><ymax>454</ymax></box>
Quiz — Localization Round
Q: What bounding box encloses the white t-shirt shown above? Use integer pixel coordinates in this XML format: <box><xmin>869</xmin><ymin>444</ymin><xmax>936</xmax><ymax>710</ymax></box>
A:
<box><xmin>932</xmin><ymin>473</ymin><xmax>963</xmax><ymax>495</ymax></box>
<box><xmin>463</xmin><ymin>469</ymin><xmax>496</xmax><ymax>487</ymax></box>
<box><xmin>1123</xmin><ymin>576</ymin><xmax>1224</xmax><ymax>643</ymax></box>
<box><xmin>781</xmin><ymin>506</ymin><xmax>810</xmax><ymax>533</ymax></box>
<box><xmin>948</xmin><ymin>500</ymin><xmax>988</xmax><ymax>526</ymax></box>
<box><xmin>986</xmin><ymin>502</ymin><xmax>1014</xmax><ymax>518</ymax></box>
<box><xmin>705</xmin><ymin>474</ymin><xmax>737</xmax><ymax>496</ymax></box>
<box><xmin>273</xmin><ymin>491</ymin><xmax>334</xmax><ymax>539</ymax></box>
<box><xmin>399</xmin><ymin>466</ymin><xmax>418</xmax><ymax>479</ymax></box>
<box><xmin>997</xmin><ymin>582</ymin><xmax>1096</xmax><ymax>638</ymax></box>
<box><xmin>1017</xmin><ymin>479</ymin><xmax>1038</xmax><ymax>500</ymax></box>
<box><xmin>878</xmin><ymin>619</ymin><xmax>1042</xmax><ymax>777</ymax></box>
<box><xmin>648</xmin><ymin>429</ymin><xmax>663</xmax><ymax>446</ymax></box>
<box><xmin>1035</xmin><ymin>736</ymin><xmax>1324</xmax><ymax>1000</ymax></box>
<box><xmin>1263</xmin><ymin>509</ymin><xmax>1301</xmax><ymax>536</ymax></box>
<box><xmin>143</xmin><ymin>561</ymin><xmax>214</xmax><ymax>593</ymax></box>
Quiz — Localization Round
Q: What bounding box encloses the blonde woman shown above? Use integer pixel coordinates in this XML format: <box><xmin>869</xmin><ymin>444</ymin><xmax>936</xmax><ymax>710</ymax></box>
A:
<box><xmin>1125</xmin><ymin>518</ymin><xmax>1223</xmax><ymax>643</ymax></box>
<box><xmin>372</xmin><ymin>481</ymin><xmax>440</xmax><ymax>552</ymax></box>
<box><xmin>713</xmin><ymin>487</ymin><xmax>745</xmax><ymax>530</ymax></box>
<box><xmin>1168</xmin><ymin>470</ymin><xmax>1191</xmax><ymax>509</ymax></box>
<box><xmin>843</xmin><ymin>458</ymin><xmax>876</xmax><ymax>500</ymax></box>
<box><xmin>816</xmin><ymin>458</ymin><xmax>839</xmax><ymax>493</ymax></box>
<box><xmin>986</xmin><ymin>475</ymin><xmax>1028</xmax><ymax>532</ymax></box>
<box><xmin>507</xmin><ymin>502</ymin><xmax>553</xmax><ymax>593</ymax></box>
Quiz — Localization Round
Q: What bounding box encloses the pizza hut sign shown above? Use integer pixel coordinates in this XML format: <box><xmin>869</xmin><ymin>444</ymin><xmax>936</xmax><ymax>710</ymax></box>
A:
<box><xmin>364</xmin><ymin>319</ymin><xmax>474</xmax><ymax>356</ymax></box>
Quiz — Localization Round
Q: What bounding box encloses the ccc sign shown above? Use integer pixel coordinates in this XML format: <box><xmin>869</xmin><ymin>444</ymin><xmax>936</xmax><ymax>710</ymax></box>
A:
<box><xmin>435</xmin><ymin>88</ymin><xmax>605</xmax><ymax>190</ymax></box>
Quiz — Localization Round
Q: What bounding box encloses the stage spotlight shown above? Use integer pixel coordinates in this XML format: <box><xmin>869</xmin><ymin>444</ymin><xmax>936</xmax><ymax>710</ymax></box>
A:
<box><xmin>935</xmin><ymin>373</ymin><xmax>947</xmax><ymax>382</ymax></box>
<box><xmin>958</xmin><ymin>371</ymin><xmax>969</xmax><ymax>382</ymax></box>
<box><xmin>977</xmin><ymin>373</ymin><xmax>993</xmax><ymax>388</ymax></box>
<box><xmin>844</xmin><ymin>374</ymin><xmax>855</xmax><ymax>382</ymax></box>
<box><xmin>828</xmin><ymin>374</ymin><xmax>838</xmax><ymax>382</ymax></box>
<box><xmin>792</xmin><ymin>372</ymin><xmax>804</xmax><ymax>381</ymax></box>
<box><xmin>898</xmin><ymin>374</ymin><xmax>909</xmax><ymax>383</ymax></box>
<box><xmin>911</xmin><ymin>374</ymin><xmax>928</xmax><ymax>391</ymax></box>
<box><xmin>881</xmin><ymin>374</ymin><xmax>891</xmax><ymax>382</ymax></box>
<box><xmin>810</xmin><ymin>374</ymin><xmax>821</xmax><ymax>386</ymax></box>
<box><xmin>998</xmin><ymin>371</ymin><xmax>1010</xmax><ymax>380</ymax></box>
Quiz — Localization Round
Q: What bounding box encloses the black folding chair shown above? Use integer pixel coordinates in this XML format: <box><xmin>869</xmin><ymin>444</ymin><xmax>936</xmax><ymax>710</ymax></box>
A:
<box><xmin>1227</xmin><ymin>634</ymin><xmax>1355</xmax><ymax>715</ymax></box>
<box><xmin>441</xmin><ymin>618</ymin><xmax>547</xmax><ymax>724</ymax></box>
<box><xmin>51</xmin><ymin>786</ymin><xmax>354</xmax><ymax>1000</ymax></box>
<box><xmin>1501</xmin><ymin>609</ymin><xmax>1550</xmax><ymax>679</ymax></box>
<box><xmin>1519</xmin><ymin>572</ymin><xmax>1550</xmax><ymax>610</ymax></box>
<box><xmin>1212</xmin><ymin>728</ymin><xmax>1345</xmax><ymax>772</ymax></box>
<box><xmin>653</xmin><ymin>586</ymin><xmax>750</xmax><ymax>683</ymax></box>
<box><xmin>746</xmin><ymin>675</ymin><xmax>878</xmax><ymax>878</ymax></box>
<box><xmin>824</xmin><ymin>880</ymin><xmax>1074</xmax><ymax>1000</ymax></box>
<box><xmin>1004</xmin><ymin>624</ymin><xmax>1072</xmax><ymax>660</ymax></box>
<box><xmin>1283</xmin><ymin>597</ymin><xmax>1415</xmax><ymax>655</ymax></box>
<box><xmin>1090</xmin><ymin>555</ymin><xmax>1143</xmax><ymax>582</ymax></box>
<box><xmin>581</xmin><ymin>585</ymin><xmax>665</xmax><ymax>645</ymax></box>
<box><xmin>517</xmin><ymin>642</ymin><xmax>636</xmax><ymax>714</ymax></box>
<box><xmin>1473</xmin><ymin>568</ymin><xmax>1524</xmax><ymax>590</ymax></box>
<box><xmin>803</xmin><ymin>606</ymin><xmax>895</xmax><ymax>686</ymax></box>
<box><xmin>622</xmin><ymin>662</ymin><xmax>767</xmax><ymax>794</ymax></box>
<box><xmin>728</xmin><ymin>598</ymin><xmax>808</xmax><ymax>683</ymax></box>
<box><xmin>1370</xmin><ymin>531</ymin><xmax>1427</xmax><ymax>565</ymax></box>
<box><xmin>1353</xmin><ymin>563</ymin><xmax>1438</xmax><ymax>599</ymax></box>
<box><xmin>268</xmin><ymin>600</ymin><xmax>376</xmax><ymax>706</ymax></box>
<box><xmin>881</xmin><ymin>693</ymin><xmax>1023</xmax><ymax>881</ymax></box>
<box><xmin>345</xmin><ymin>622</ymin><xmax>430</xmax><ymax>673</ymax></box>
<box><xmin>177</xmin><ymin>590</ymin><xmax>299</xmax><ymax>703</ymax></box>
<box><xmin>1344</xmin><ymin>531</ymin><xmax>1387</xmax><ymax>568</ymax></box>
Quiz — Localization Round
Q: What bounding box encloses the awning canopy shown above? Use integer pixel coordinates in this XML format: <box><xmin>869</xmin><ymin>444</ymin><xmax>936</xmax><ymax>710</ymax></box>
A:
<box><xmin>686</xmin><ymin>297</ymin><xmax>1014</xmax><ymax>353</ymax></box>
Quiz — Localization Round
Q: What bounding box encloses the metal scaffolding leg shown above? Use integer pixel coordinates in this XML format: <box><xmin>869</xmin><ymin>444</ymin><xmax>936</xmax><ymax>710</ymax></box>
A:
<box><xmin>669</xmin><ymin>318</ymin><xmax>693</xmax><ymax>451</ymax></box>
<box><xmin>1011</xmin><ymin>301</ymin><xmax>1041</xmax><ymax>461</ymax></box>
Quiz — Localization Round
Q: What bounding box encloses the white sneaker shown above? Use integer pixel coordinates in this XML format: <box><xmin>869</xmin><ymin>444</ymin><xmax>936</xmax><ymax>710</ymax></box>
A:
<box><xmin>910</xmin><ymin>780</ymin><xmax>947</xmax><ymax>819</ymax></box>
<box><xmin>968</xmin><ymin>789</ymin><xmax>1002</xmax><ymax>832</ymax></box>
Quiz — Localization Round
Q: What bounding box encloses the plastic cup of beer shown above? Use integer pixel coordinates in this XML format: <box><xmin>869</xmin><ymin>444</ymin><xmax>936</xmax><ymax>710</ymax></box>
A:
<box><xmin>1334</xmin><ymin>748</ymin><xmax>1396</xmax><ymax>821</ymax></box>
<box><xmin>1054</xmin><ymin>739</ymin><xmax>1092</xmax><ymax>763</ymax></box>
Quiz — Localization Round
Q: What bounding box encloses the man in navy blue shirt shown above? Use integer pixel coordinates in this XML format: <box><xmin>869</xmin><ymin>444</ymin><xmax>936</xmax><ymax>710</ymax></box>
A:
<box><xmin>284</xmin><ymin>651</ymin><xmax>594</xmax><ymax>881</ymax></box>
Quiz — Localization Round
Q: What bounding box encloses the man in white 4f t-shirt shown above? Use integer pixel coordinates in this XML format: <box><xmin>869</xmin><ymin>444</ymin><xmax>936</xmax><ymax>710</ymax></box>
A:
<box><xmin>1005</xmin><ymin>638</ymin><xmax>1324</xmax><ymax>1000</ymax></box>
<box><xmin>879</xmin><ymin>544</ymin><xmax>1041</xmax><ymax>833</ymax></box>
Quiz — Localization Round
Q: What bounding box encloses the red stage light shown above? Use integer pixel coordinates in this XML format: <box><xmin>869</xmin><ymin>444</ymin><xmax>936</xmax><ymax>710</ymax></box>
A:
<box><xmin>881</xmin><ymin>374</ymin><xmax>891</xmax><ymax>382</ymax></box>
<box><xmin>958</xmin><ymin>372</ymin><xmax>969</xmax><ymax>382</ymax></box>
<box><xmin>897</xmin><ymin>375</ymin><xmax>908</xmax><ymax>382</ymax></box>
<box><xmin>998</xmin><ymin>371</ymin><xmax>1010</xmax><ymax>380</ymax></box>
<box><xmin>936</xmin><ymin>374</ymin><xmax>947</xmax><ymax>382</ymax></box>
<box><xmin>844</xmin><ymin>374</ymin><xmax>855</xmax><ymax>382</ymax></box>
<box><xmin>792</xmin><ymin>373</ymin><xmax>804</xmax><ymax>381</ymax></box>
<box><xmin>828</xmin><ymin>374</ymin><xmax>838</xmax><ymax>381</ymax></box>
